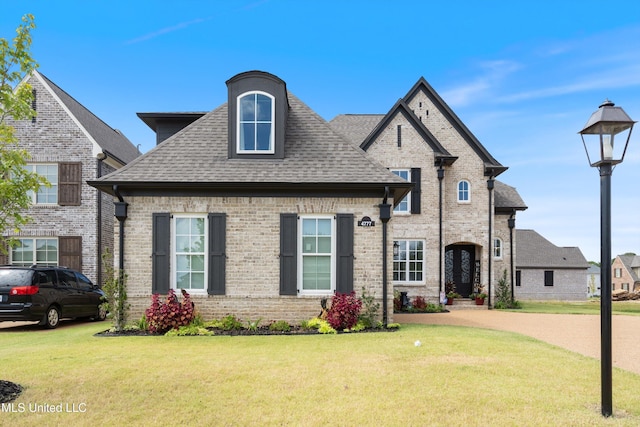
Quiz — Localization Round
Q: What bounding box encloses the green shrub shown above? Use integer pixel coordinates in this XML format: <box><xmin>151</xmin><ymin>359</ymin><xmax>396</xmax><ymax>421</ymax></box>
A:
<box><xmin>246</xmin><ymin>318</ymin><xmax>262</xmax><ymax>331</ymax></box>
<box><xmin>268</xmin><ymin>320</ymin><xmax>291</xmax><ymax>332</ymax></box>
<box><xmin>165</xmin><ymin>324</ymin><xmax>214</xmax><ymax>336</ymax></box>
<box><xmin>494</xmin><ymin>269</ymin><xmax>521</xmax><ymax>309</ymax></box>
<box><xmin>358</xmin><ymin>287</ymin><xmax>380</xmax><ymax>328</ymax></box>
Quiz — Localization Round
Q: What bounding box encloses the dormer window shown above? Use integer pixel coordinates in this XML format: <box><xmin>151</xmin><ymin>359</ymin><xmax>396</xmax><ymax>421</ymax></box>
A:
<box><xmin>227</xmin><ymin>71</ymin><xmax>289</xmax><ymax>159</ymax></box>
<box><xmin>238</xmin><ymin>91</ymin><xmax>275</xmax><ymax>153</ymax></box>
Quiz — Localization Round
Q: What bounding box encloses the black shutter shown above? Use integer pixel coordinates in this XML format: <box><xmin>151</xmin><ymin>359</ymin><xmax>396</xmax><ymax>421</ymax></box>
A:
<box><xmin>280</xmin><ymin>213</ymin><xmax>298</xmax><ymax>295</ymax></box>
<box><xmin>152</xmin><ymin>213</ymin><xmax>170</xmax><ymax>293</ymax></box>
<box><xmin>410</xmin><ymin>167</ymin><xmax>421</xmax><ymax>214</ymax></box>
<box><xmin>208</xmin><ymin>213</ymin><xmax>226</xmax><ymax>295</ymax></box>
<box><xmin>58</xmin><ymin>162</ymin><xmax>82</xmax><ymax>206</ymax></box>
<box><xmin>59</xmin><ymin>236</ymin><xmax>82</xmax><ymax>271</ymax></box>
<box><xmin>336</xmin><ymin>213</ymin><xmax>354</xmax><ymax>293</ymax></box>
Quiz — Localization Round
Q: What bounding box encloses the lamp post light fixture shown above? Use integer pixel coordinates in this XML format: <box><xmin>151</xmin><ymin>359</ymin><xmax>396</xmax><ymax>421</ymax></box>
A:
<box><xmin>579</xmin><ymin>99</ymin><xmax>635</xmax><ymax>417</ymax></box>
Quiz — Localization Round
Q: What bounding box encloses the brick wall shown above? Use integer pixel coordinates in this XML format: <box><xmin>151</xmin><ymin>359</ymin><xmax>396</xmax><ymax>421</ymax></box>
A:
<box><xmin>6</xmin><ymin>74</ymin><xmax>102</xmax><ymax>283</ymax></box>
<box><xmin>116</xmin><ymin>195</ymin><xmax>394</xmax><ymax>324</ymax></box>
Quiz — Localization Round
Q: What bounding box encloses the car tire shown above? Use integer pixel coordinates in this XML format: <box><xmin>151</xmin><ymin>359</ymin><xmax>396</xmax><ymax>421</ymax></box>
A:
<box><xmin>43</xmin><ymin>306</ymin><xmax>60</xmax><ymax>329</ymax></box>
<box><xmin>93</xmin><ymin>305</ymin><xmax>107</xmax><ymax>322</ymax></box>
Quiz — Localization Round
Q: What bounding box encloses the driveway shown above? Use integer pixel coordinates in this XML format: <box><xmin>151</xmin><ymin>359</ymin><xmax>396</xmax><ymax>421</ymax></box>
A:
<box><xmin>395</xmin><ymin>310</ymin><xmax>640</xmax><ymax>375</ymax></box>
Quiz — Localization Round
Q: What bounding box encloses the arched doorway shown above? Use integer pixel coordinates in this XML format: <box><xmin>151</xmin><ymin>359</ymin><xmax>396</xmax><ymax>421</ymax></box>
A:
<box><xmin>445</xmin><ymin>244</ymin><xmax>476</xmax><ymax>298</ymax></box>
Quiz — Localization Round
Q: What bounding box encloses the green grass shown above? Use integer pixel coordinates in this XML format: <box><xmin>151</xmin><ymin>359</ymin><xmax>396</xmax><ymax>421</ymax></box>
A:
<box><xmin>1</xmin><ymin>320</ymin><xmax>640</xmax><ymax>426</ymax></box>
<box><xmin>510</xmin><ymin>300</ymin><xmax>640</xmax><ymax>316</ymax></box>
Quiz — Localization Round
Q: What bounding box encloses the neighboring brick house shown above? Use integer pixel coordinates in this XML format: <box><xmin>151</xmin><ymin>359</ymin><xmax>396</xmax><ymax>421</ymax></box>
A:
<box><xmin>89</xmin><ymin>71</ymin><xmax>411</xmax><ymax>323</ymax></box>
<box><xmin>330</xmin><ymin>78</ymin><xmax>527</xmax><ymax>304</ymax></box>
<box><xmin>515</xmin><ymin>229</ymin><xmax>589</xmax><ymax>300</ymax></box>
<box><xmin>1</xmin><ymin>71</ymin><xmax>140</xmax><ymax>286</ymax></box>
<box><xmin>612</xmin><ymin>254</ymin><xmax>640</xmax><ymax>292</ymax></box>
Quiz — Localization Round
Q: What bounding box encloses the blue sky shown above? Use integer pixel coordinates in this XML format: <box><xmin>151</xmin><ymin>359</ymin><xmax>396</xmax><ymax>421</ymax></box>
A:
<box><xmin>2</xmin><ymin>0</ymin><xmax>639</xmax><ymax>262</ymax></box>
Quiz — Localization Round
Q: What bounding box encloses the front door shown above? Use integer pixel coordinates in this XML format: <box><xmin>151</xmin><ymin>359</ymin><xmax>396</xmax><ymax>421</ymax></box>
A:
<box><xmin>445</xmin><ymin>245</ymin><xmax>475</xmax><ymax>298</ymax></box>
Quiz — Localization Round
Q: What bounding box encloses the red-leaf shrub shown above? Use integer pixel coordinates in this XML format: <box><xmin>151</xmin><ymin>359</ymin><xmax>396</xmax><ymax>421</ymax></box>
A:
<box><xmin>412</xmin><ymin>295</ymin><xmax>427</xmax><ymax>310</ymax></box>
<box><xmin>145</xmin><ymin>289</ymin><xmax>195</xmax><ymax>334</ymax></box>
<box><xmin>326</xmin><ymin>291</ymin><xmax>362</xmax><ymax>330</ymax></box>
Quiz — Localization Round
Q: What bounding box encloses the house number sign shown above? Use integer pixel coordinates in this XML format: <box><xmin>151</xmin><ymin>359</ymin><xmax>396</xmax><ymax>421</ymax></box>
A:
<box><xmin>358</xmin><ymin>216</ymin><xmax>375</xmax><ymax>227</ymax></box>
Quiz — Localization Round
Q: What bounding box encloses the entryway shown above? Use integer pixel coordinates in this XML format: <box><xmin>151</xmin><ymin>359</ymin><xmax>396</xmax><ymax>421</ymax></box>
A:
<box><xmin>445</xmin><ymin>244</ymin><xmax>476</xmax><ymax>298</ymax></box>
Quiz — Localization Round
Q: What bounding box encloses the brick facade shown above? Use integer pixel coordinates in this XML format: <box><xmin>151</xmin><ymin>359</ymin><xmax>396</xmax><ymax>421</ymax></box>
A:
<box><xmin>118</xmin><ymin>196</ymin><xmax>393</xmax><ymax>323</ymax></box>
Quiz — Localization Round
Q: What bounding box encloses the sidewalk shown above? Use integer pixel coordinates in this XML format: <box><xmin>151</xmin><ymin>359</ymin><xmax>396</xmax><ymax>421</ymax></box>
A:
<box><xmin>395</xmin><ymin>310</ymin><xmax>640</xmax><ymax>375</ymax></box>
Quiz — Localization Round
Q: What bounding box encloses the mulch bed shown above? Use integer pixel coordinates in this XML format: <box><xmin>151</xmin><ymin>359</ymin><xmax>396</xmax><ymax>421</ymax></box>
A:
<box><xmin>95</xmin><ymin>325</ymin><xmax>397</xmax><ymax>337</ymax></box>
<box><xmin>0</xmin><ymin>380</ymin><xmax>23</xmax><ymax>404</ymax></box>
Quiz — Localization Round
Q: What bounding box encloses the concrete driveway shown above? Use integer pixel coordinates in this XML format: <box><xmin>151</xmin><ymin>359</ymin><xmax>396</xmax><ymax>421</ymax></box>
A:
<box><xmin>395</xmin><ymin>310</ymin><xmax>640</xmax><ymax>375</ymax></box>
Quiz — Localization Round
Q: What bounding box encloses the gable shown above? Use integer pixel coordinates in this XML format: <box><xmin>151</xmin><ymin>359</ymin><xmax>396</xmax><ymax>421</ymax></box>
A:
<box><xmin>403</xmin><ymin>78</ymin><xmax>506</xmax><ymax>177</ymax></box>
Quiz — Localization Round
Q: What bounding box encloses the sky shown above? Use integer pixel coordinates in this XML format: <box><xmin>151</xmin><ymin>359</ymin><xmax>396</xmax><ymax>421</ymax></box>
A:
<box><xmin>2</xmin><ymin>0</ymin><xmax>639</xmax><ymax>262</ymax></box>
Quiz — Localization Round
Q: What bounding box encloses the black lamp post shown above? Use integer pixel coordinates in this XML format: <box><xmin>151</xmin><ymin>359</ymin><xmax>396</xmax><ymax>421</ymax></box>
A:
<box><xmin>579</xmin><ymin>100</ymin><xmax>635</xmax><ymax>417</ymax></box>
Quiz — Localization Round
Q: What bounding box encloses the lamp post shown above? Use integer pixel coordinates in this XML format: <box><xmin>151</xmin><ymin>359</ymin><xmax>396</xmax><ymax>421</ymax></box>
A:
<box><xmin>579</xmin><ymin>100</ymin><xmax>635</xmax><ymax>417</ymax></box>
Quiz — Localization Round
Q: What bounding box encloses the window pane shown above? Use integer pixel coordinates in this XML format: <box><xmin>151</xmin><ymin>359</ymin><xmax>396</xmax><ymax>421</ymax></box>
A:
<box><xmin>176</xmin><ymin>272</ymin><xmax>190</xmax><ymax>289</ymax></box>
<box><xmin>176</xmin><ymin>236</ymin><xmax>190</xmax><ymax>252</ymax></box>
<box><xmin>176</xmin><ymin>218</ymin><xmax>190</xmax><ymax>235</ymax></box>
<box><xmin>240</xmin><ymin>94</ymin><xmax>255</xmax><ymax>121</ymax></box>
<box><xmin>302</xmin><ymin>219</ymin><xmax>316</xmax><ymax>236</ymax></box>
<box><xmin>191</xmin><ymin>273</ymin><xmax>205</xmax><ymax>289</ymax></box>
<box><xmin>317</xmin><ymin>219</ymin><xmax>331</xmax><ymax>236</ymax></box>
<box><xmin>256</xmin><ymin>123</ymin><xmax>271</xmax><ymax>151</ymax></box>
<box><xmin>256</xmin><ymin>94</ymin><xmax>271</xmax><ymax>121</ymax></box>
<box><xmin>315</xmin><ymin>256</ymin><xmax>331</xmax><ymax>289</ymax></box>
<box><xmin>302</xmin><ymin>236</ymin><xmax>316</xmax><ymax>253</ymax></box>
<box><xmin>240</xmin><ymin>123</ymin><xmax>255</xmax><ymax>150</ymax></box>
<box><xmin>317</xmin><ymin>237</ymin><xmax>331</xmax><ymax>253</ymax></box>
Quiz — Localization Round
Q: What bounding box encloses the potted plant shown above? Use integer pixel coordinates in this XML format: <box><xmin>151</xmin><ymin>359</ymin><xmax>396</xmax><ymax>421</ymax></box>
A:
<box><xmin>472</xmin><ymin>285</ymin><xmax>487</xmax><ymax>305</ymax></box>
<box><xmin>445</xmin><ymin>281</ymin><xmax>459</xmax><ymax>305</ymax></box>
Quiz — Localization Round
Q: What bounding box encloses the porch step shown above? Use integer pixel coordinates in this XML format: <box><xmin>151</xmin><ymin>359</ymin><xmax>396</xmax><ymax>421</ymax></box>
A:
<box><xmin>445</xmin><ymin>299</ymin><xmax>488</xmax><ymax>310</ymax></box>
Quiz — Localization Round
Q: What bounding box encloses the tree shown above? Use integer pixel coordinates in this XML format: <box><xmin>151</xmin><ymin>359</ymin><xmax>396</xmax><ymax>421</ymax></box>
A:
<box><xmin>0</xmin><ymin>14</ymin><xmax>48</xmax><ymax>253</ymax></box>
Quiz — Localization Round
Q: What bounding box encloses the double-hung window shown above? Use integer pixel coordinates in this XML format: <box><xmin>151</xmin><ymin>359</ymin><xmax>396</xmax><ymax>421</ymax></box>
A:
<box><xmin>173</xmin><ymin>215</ymin><xmax>207</xmax><ymax>293</ymax></box>
<box><xmin>237</xmin><ymin>91</ymin><xmax>275</xmax><ymax>153</ymax></box>
<box><xmin>25</xmin><ymin>164</ymin><xmax>58</xmax><ymax>204</ymax></box>
<box><xmin>391</xmin><ymin>169</ymin><xmax>411</xmax><ymax>213</ymax></box>
<box><xmin>393</xmin><ymin>240</ymin><xmax>425</xmax><ymax>282</ymax></box>
<box><xmin>458</xmin><ymin>180</ymin><xmax>470</xmax><ymax>203</ymax></box>
<box><xmin>11</xmin><ymin>238</ymin><xmax>58</xmax><ymax>266</ymax></box>
<box><xmin>300</xmin><ymin>216</ymin><xmax>335</xmax><ymax>293</ymax></box>
<box><xmin>493</xmin><ymin>238</ymin><xmax>503</xmax><ymax>259</ymax></box>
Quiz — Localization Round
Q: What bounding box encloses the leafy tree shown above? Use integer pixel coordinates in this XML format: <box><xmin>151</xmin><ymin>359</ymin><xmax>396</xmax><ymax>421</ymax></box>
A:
<box><xmin>1</xmin><ymin>14</ymin><xmax>48</xmax><ymax>252</ymax></box>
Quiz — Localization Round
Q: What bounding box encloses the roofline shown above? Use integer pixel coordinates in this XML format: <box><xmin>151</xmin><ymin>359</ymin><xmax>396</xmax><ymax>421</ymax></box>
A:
<box><xmin>136</xmin><ymin>112</ymin><xmax>207</xmax><ymax>132</ymax></box>
<box><xmin>88</xmin><ymin>180</ymin><xmax>413</xmax><ymax>206</ymax></box>
<box><xmin>405</xmin><ymin>77</ymin><xmax>507</xmax><ymax>177</ymax></box>
<box><xmin>360</xmin><ymin>99</ymin><xmax>453</xmax><ymax>158</ymax></box>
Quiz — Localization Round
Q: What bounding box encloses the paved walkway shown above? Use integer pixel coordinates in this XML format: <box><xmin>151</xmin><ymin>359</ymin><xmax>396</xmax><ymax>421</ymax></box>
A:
<box><xmin>395</xmin><ymin>310</ymin><xmax>640</xmax><ymax>375</ymax></box>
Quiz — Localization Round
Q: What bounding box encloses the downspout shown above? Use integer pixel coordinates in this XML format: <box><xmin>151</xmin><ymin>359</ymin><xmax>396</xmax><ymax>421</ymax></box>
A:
<box><xmin>487</xmin><ymin>177</ymin><xmax>495</xmax><ymax>308</ymax></box>
<box><xmin>508</xmin><ymin>211</ymin><xmax>516</xmax><ymax>303</ymax></box>
<box><xmin>96</xmin><ymin>155</ymin><xmax>104</xmax><ymax>286</ymax></box>
<box><xmin>113</xmin><ymin>185</ymin><xmax>128</xmax><ymax>274</ymax></box>
<box><xmin>437</xmin><ymin>162</ymin><xmax>445</xmax><ymax>297</ymax></box>
<box><xmin>379</xmin><ymin>186</ymin><xmax>392</xmax><ymax>327</ymax></box>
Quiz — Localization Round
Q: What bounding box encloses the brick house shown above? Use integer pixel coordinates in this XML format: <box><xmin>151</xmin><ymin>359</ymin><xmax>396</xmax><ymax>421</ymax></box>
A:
<box><xmin>330</xmin><ymin>78</ymin><xmax>527</xmax><ymax>304</ymax></box>
<box><xmin>612</xmin><ymin>254</ymin><xmax>640</xmax><ymax>292</ymax></box>
<box><xmin>2</xmin><ymin>71</ymin><xmax>140</xmax><ymax>285</ymax></box>
<box><xmin>515</xmin><ymin>229</ymin><xmax>589</xmax><ymax>300</ymax></box>
<box><xmin>89</xmin><ymin>70</ymin><xmax>527</xmax><ymax>322</ymax></box>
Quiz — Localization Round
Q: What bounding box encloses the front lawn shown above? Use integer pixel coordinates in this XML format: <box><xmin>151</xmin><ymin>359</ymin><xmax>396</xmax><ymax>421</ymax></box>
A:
<box><xmin>1</xmin><ymin>320</ymin><xmax>640</xmax><ymax>426</ymax></box>
<box><xmin>512</xmin><ymin>300</ymin><xmax>640</xmax><ymax>316</ymax></box>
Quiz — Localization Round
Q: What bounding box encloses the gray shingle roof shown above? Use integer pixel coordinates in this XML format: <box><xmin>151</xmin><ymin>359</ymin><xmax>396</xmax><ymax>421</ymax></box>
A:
<box><xmin>329</xmin><ymin>114</ymin><xmax>385</xmax><ymax>146</ymax></box>
<box><xmin>91</xmin><ymin>92</ymin><xmax>410</xmax><ymax>199</ymax></box>
<box><xmin>495</xmin><ymin>181</ymin><xmax>528</xmax><ymax>211</ymax></box>
<box><xmin>37</xmin><ymin>71</ymin><xmax>140</xmax><ymax>164</ymax></box>
<box><xmin>617</xmin><ymin>255</ymin><xmax>640</xmax><ymax>282</ymax></box>
<box><xmin>516</xmin><ymin>229</ymin><xmax>588</xmax><ymax>269</ymax></box>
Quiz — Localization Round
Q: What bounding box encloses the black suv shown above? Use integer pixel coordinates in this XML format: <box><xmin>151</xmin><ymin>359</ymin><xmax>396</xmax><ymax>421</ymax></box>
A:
<box><xmin>0</xmin><ymin>265</ymin><xmax>106</xmax><ymax>328</ymax></box>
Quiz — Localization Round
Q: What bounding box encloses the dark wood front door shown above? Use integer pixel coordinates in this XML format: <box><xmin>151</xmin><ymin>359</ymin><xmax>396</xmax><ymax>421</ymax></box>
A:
<box><xmin>445</xmin><ymin>245</ymin><xmax>475</xmax><ymax>298</ymax></box>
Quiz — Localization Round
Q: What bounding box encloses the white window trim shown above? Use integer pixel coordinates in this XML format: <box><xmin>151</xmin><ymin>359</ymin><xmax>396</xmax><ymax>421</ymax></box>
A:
<box><xmin>171</xmin><ymin>213</ymin><xmax>208</xmax><ymax>295</ymax></box>
<box><xmin>10</xmin><ymin>237</ymin><xmax>59</xmax><ymax>266</ymax></box>
<box><xmin>457</xmin><ymin>180</ymin><xmax>471</xmax><ymax>204</ymax></box>
<box><xmin>392</xmin><ymin>239</ymin><xmax>426</xmax><ymax>284</ymax></box>
<box><xmin>236</xmin><ymin>90</ymin><xmax>275</xmax><ymax>154</ymax></box>
<box><xmin>391</xmin><ymin>169</ymin><xmax>411</xmax><ymax>215</ymax></box>
<box><xmin>493</xmin><ymin>238</ymin><xmax>503</xmax><ymax>259</ymax></box>
<box><xmin>298</xmin><ymin>215</ymin><xmax>336</xmax><ymax>295</ymax></box>
<box><xmin>26</xmin><ymin>163</ymin><xmax>58</xmax><ymax>205</ymax></box>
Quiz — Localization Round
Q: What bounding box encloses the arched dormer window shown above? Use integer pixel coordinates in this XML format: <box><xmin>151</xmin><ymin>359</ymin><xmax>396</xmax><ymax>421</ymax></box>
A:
<box><xmin>237</xmin><ymin>91</ymin><xmax>275</xmax><ymax>153</ymax></box>
<box><xmin>227</xmin><ymin>71</ymin><xmax>288</xmax><ymax>159</ymax></box>
<box><xmin>457</xmin><ymin>180</ymin><xmax>470</xmax><ymax>203</ymax></box>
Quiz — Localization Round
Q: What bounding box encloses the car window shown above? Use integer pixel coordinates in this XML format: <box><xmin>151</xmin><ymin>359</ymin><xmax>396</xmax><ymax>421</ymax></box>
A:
<box><xmin>0</xmin><ymin>269</ymin><xmax>33</xmax><ymax>287</ymax></box>
<box><xmin>75</xmin><ymin>272</ymin><xmax>94</xmax><ymax>290</ymax></box>
<box><xmin>36</xmin><ymin>270</ymin><xmax>56</xmax><ymax>286</ymax></box>
<box><xmin>58</xmin><ymin>270</ymin><xmax>77</xmax><ymax>288</ymax></box>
